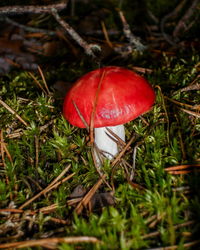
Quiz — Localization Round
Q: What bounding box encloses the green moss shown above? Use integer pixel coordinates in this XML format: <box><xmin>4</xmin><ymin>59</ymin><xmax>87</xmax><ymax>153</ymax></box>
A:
<box><xmin>0</xmin><ymin>45</ymin><xmax>199</xmax><ymax>249</ymax></box>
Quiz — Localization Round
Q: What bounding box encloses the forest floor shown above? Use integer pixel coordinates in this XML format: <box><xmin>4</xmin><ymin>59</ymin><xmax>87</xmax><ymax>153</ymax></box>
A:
<box><xmin>0</xmin><ymin>1</ymin><xmax>200</xmax><ymax>249</ymax></box>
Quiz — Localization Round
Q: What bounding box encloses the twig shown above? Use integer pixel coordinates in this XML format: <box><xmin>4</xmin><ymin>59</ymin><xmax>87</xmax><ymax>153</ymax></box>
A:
<box><xmin>38</xmin><ymin>66</ymin><xmax>51</xmax><ymax>95</ymax></box>
<box><xmin>0</xmin><ymin>204</ymin><xmax>69</xmax><ymax>226</ymax></box>
<box><xmin>0</xmin><ymin>236</ymin><xmax>100</xmax><ymax>249</ymax></box>
<box><xmin>173</xmin><ymin>0</ymin><xmax>199</xmax><ymax>38</ymax></box>
<box><xmin>165</xmin><ymin>164</ymin><xmax>200</xmax><ymax>174</ymax></box>
<box><xmin>51</xmin><ymin>8</ymin><xmax>101</xmax><ymax>57</ymax></box>
<box><xmin>28</xmin><ymin>72</ymin><xmax>48</xmax><ymax>95</ymax></box>
<box><xmin>0</xmin><ymin>130</ymin><xmax>13</xmax><ymax>164</ymax></box>
<box><xmin>166</xmin><ymin>169</ymin><xmax>200</xmax><ymax>174</ymax></box>
<box><xmin>111</xmin><ymin>135</ymin><xmax>135</xmax><ymax>167</ymax></box>
<box><xmin>130</xmin><ymin>143</ymin><xmax>138</xmax><ymax>181</ymax></box>
<box><xmin>101</xmin><ymin>21</ymin><xmax>113</xmax><ymax>48</ymax></box>
<box><xmin>142</xmin><ymin>220</ymin><xmax>194</xmax><ymax>239</ymax></box>
<box><xmin>132</xmin><ymin>66</ymin><xmax>153</xmax><ymax>74</ymax></box>
<box><xmin>19</xmin><ymin>165</ymin><xmax>73</xmax><ymax>209</ymax></box>
<box><xmin>156</xmin><ymin>86</ymin><xmax>170</xmax><ymax>144</ymax></box>
<box><xmin>85</xmin><ymin>29</ymin><xmax>120</xmax><ymax>36</ymax></box>
<box><xmin>0</xmin><ymin>99</ymin><xmax>28</xmax><ymax>127</ymax></box>
<box><xmin>48</xmin><ymin>164</ymin><xmax>72</xmax><ymax>188</ymax></box>
<box><xmin>146</xmin><ymin>239</ymin><xmax>200</xmax><ymax>250</ymax></box>
<box><xmin>127</xmin><ymin>178</ymin><xmax>145</xmax><ymax>191</ymax></box>
<box><xmin>0</xmin><ymin>131</ymin><xmax>9</xmax><ymax>186</ymax></box>
<box><xmin>172</xmin><ymin>186</ymin><xmax>190</xmax><ymax>193</ymax></box>
<box><xmin>118</xmin><ymin>10</ymin><xmax>146</xmax><ymax>51</ymax></box>
<box><xmin>75</xmin><ymin>175</ymin><xmax>106</xmax><ymax>214</ymax></box>
<box><xmin>56</xmin><ymin>29</ymin><xmax>79</xmax><ymax>56</ymax></box>
<box><xmin>160</xmin><ymin>0</ymin><xmax>187</xmax><ymax>45</ymax></box>
<box><xmin>39</xmin><ymin>119</ymin><xmax>56</xmax><ymax>132</ymax></box>
<box><xmin>0</xmin><ymin>208</ymin><xmax>24</xmax><ymax>214</ymax></box>
<box><xmin>90</xmin><ymin>70</ymin><xmax>106</xmax><ymax>144</ymax></box>
<box><xmin>48</xmin><ymin>217</ymin><xmax>69</xmax><ymax>225</ymax></box>
<box><xmin>177</xmin><ymin>83</ymin><xmax>200</xmax><ymax>93</ymax></box>
<box><xmin>0</xmin><ymin>2</ymin><xmax>67</xmax><ymax>15</ymax></box>
<box><xmin>179</xmin><ymin>108</ymin><xmax>200</xmax><ymax>118</ymax></box>
<box><xmin>0</xmin><ymin>2</ymin><xmax>100</xmax><ymax>58</ymax></box>
<box><xmin>174</xmin><ymin>114</ymin><xmax>186</xmax><ymax>160</ymax></box>
<box><xmin>165</xmin><ymin>164</ymin><xmax>200</xmax><ymax>171</ymax></box>
<box><xmin>165</xmin><ymin>96</ymin><xmax>200</xmax><ymax>111</ymax></box>
<box><xmin>147</xmin><ymin>10</ymin><xmax>159</xmax><ymax>24</ymax></box>
<box><xmin>72</xmin><ymin>101</ymin><xmax>89</xmax><ymax>131</ymax></box>
<box><xmin>106</xmin><ymin>128</ymin><xmax>126</xmax><ymax>147</ymax></box>
<box><xmin>4</xmin><ymin>17</ymin><xmax>56</xmax><ymax>36</ymax></box>
<box><xmin>0</xmin><ymin>130</ymin><xmax>14</xmax><ymax>200</ymax></box>
<box><xmin>19</xmin><ymin>172</ymin><xmax>75</xmax><ymax>209</ymax></box>
<box><xmin>121</xmin><ymin>159</ymin><xmax>145</xmax><ymax>191</ymax></box>
<box><xmin>27</xmin><ymin>176</ymin><xmax>43</xmax><ymax>192</ymax></box>
<box><xmin>0</xmin><ymin>204</ymin><xmax>58</xmax><ymax>216</ymax></box>
<box><xmin>34</xmin><ymin>135</ymin><xmax>39</xmax><ymax>170</ymax></box>
<box><xmin>6</xmin><ymin>119</ymin><xmax>55</xmax><ymax>139</ymax></box>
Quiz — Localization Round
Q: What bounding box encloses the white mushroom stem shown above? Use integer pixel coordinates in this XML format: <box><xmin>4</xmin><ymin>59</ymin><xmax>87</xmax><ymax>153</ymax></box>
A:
<box><xmin>94</xmin><ymin>125</ymin><xmax>125</xmax><ymax>165</ymax></box>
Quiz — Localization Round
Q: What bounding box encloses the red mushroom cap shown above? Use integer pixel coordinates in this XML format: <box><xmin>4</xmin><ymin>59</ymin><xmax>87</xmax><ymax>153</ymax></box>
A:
<box><xmin>63</xmin><ymin>66</ymin><xmax>155</xmax><ymax>128</ymax></box>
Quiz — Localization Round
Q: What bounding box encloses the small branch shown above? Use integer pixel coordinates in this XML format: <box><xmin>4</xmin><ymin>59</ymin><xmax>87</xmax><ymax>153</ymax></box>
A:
<box><xmin>160</xmin><ymin>0</ymin><xmax>187</xmax><ymax>45</ymax></box>
<box><xmin>34</xmin><ymin>135</ymin><xmax>39</xmax><ymax>170</ymax></box>
<box><xmin>142</xmin><ymin>220</ymin><xmax>195</xmax><ymax>239</ymax></box>
<box><xmin>72</xmin><ymin>100</ymin><xmax>89</xmax><ymax>131</ymax></box>
<box><xmin>0</xmin><ymin>131</ymin><xmax>10</xmax><ymax>187</ymax></box>
<box><xmin>101</xmin><ymin>21</ymin><xmax>113</xmax><ymax>48</ymax></box>
<box><xmin>0</xmin><ymin>236</ymin><xmax>100</xmax><ymax>249</ymax></box>
<box><xmin>0</xmin><ymin>2</ymin><xmax>67</xmax><ymax>15</ymax></box>
<box><xmin>118</xmin><ymin>10</ymin><xmax>146</xmax><ymax>52</ymax></box>
<box><xmin>165</xmin><ymin>96</ymin><xmax>200</xmax><ymax>111</ymax></box>
<box><xmin>179</xmin><ymin>107</ymin><xmax>200</xmax><ymax>118</ymax></box>
<box><xmin>90</xmin><ymin>70</ymin><xmax>106</xmax><ymax>144</ymax></box>
<box><xmin>28</xmin><ymin>72</ymin><xmax>48</xmax><ymax>95</ymax></box>
<box><xmin>173</xmin><ymin>0</ymin><xmax>199</xmax><ymax>38</ymax></box>
<box><xmin>173</xmin><ymin>75</ymin><xmax>200</xmax><ymax>94</ymax></box>
<box><xmin>75</xmin><ymin>175</ymin><xmax>106</xmax><ymax>214</ymax></box>
<box><xmin>156</xmin><ymin>86</ymin><xmax>170</xmax><ymax>144</ymax></box>
<box><xmin>144</xmin><ymin>239</ymin><xmax>200</xmax><ymax>250</ymax></box>
<box><xmin>4</xmin><ymin>17</ymin><xmax>56</xmax><ymax>36</ymax></box>
<box><xmin>0</xmin><ymin>1</ymin><xmax>100</xmax><ymax>57</ymax></box>
<box><xmin>51</xmin><ymin>8</ymin><xmax>101</xmax><ymax>57</ymax></box>
<box><xmin>130</xmin><ymin>143</ymin><xmax>138</xmax><ymax>181</ymax></box>
<box><xmin>0</xmin><ymin>99</ymin><xmax>28</xmax><ymax>127</ymax></box>
<box><xmin>111</xmin><ymin>135</ymin><xmax>135</xmax><ymax>167</ymax></box>
<box><xmin>165</xmin><ymin>164</ymin><xmax>200</xmax><ymax>174</ymax></box>
<box><xmin>179</xmin><ymin>83</ymin><xmax>200</xmax><ymax>92</ymax></box>
<box><xmin>38</xmin><ymin>66</ymin><xmax>51</xmax><ymax>95</ymax></box>
<box><xmin>19</xmin><ymin>165</ymin><xmax>73</xmax><ymax>209</ymax></box>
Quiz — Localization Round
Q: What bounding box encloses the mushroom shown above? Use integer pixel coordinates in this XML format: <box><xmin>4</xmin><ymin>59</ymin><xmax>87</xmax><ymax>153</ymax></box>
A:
<box><xmin>63</xmin><ymin>66</ymin><xmax>155</xmax><ymax>164</ymax></box>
